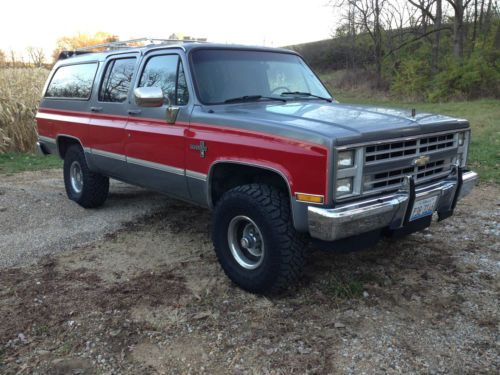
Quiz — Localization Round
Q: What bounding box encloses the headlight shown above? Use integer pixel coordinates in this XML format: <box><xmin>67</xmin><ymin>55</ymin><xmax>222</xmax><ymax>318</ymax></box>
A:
<box><xmin>336</xmin><ymin>177</ymin><xmax>353</xmax><ymax>196</ymax></box>
<box><xmin>458</xmin><ymin>132</ymin><xmax>465</xmax><ymax>146</ymax></box>
<box><xmin>338</xmin><ymin>150</ymin><xmax>354</xmax><ymax>168</ymax></box>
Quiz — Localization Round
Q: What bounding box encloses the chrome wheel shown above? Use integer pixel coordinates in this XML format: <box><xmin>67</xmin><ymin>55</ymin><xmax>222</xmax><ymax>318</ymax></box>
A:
<box><xmin>227</xmin><ymin>215</ymin><xmax>265</xmax><ymax>270</ymax></box>
<box><xmin>70</xmin><ymin>160</ymin><xmax>83</xmax><ymax>194</ymax></box>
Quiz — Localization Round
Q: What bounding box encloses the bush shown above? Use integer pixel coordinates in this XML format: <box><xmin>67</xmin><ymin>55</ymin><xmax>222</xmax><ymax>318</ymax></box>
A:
<box><xmin>391</xmin><ymin>58</ymin><xmax>432</xmax><ymax>100</ymax></box>
<box><xmin>428</xmin><ymin>52</ymin><xmax>500</xmax><ymax>101</ymax></box>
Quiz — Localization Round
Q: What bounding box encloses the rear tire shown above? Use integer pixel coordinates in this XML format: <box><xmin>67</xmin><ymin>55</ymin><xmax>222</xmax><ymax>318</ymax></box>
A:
<box><xmin>63</xmin><ymin>145</ymin><xmax>109</xmax><ymax>208</ymax></box>
<box><xmin>212</xmin><ymin>184</ymin><xmax>307</xmax><ymax>294</ymax></box>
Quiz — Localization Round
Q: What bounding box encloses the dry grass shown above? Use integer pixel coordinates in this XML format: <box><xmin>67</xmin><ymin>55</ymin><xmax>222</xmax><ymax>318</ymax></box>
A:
<box><xmin>0</xmin><ymin>68</ymin><xmax>49</xmax><ymax>153</ymax></box>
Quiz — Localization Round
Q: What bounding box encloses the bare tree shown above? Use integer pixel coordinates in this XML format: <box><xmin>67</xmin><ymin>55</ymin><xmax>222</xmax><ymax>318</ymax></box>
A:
<box><xmin>373</xmin><ymin>0</ymin><xmax>384</xmax><ymax>86</ymax></box>
<box><xmin>333</xmin><ymin>0</ymin><xmax>360</xmax><ymax>69</ymax></box>
<box><xmin>383</xmin><ymin>1</ymin><xmax>418</xmax><ymax>64</ymax></box>
<box><xmin>479</xmin><ymin>0</ymin><xmax>498</xmax><ymax>41</ymax></box>
<box><xmin>447</xmin><ymin>0</ymin><xmax>474</xmax><ymax>59</ymax></box>
<box><xmin>26</xmin><ymin>47</ymin><xmax>45</xmax><ymax>67</ymax></box>
<box><xmin>409</xmin><ymin>0</ymin><xmax>438</xmax><ymax>32</ymax></box>
<box><xmin>347</xmin><ymin>1</ymin><xmax>358</xmax><ymax>69</ymax></box>
<box><xmin>407</xmin><ymin>0</ymin><xmax>444</xmax><ymax>73</ymax></box>
<box><xmin>335</xmin><ymin>0</ymin><xmax>387</xmax><ymax>87</ymax></box>
<box><xmin>9</xmin><ymin>49</ymin><xmax>22</xmax><ymax>68</ymax></box>
<box><xmin>0</xmin><ymin>49</ymin><xmax>5</xmax><ymax>66</ymax></box>
<box><xmin>433</xmin><ymin>0</ymin><xmax>443</xmax><ymax>72</ymax></box>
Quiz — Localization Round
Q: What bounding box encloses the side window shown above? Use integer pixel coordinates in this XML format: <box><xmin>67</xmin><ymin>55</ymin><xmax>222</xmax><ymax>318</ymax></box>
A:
<box><xmin>99</xmin><ymin>58</ymin><xmax>136</xmax><ymax>102</ymax></box>
<box><xmin>45</xmin><ymin>63</ymin><xmax>98</xmax><ymax>99</ymax></box>
<box><xmin>138</xmin><ymin>55</ymin><xmax>189</xmax><ymax>106</ymax></box>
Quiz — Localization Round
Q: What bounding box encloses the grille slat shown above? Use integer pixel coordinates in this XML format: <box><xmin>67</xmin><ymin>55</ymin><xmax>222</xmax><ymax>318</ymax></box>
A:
<box><xmin>365</xmin><ymin>133</ymin><xmax>455</xmax><ymax>166</ymax></box>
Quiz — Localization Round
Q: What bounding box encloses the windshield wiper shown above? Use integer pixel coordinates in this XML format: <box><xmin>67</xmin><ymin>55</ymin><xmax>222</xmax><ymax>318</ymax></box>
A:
<box><xmin>224</xmin><ymin>95</ymin><xmax>286</xmax><ymax>104</ymax></box>
<box><xmin>280</xmin><ymin>91</ymin><xmax>332</xmax><ymax>102</ymax></box>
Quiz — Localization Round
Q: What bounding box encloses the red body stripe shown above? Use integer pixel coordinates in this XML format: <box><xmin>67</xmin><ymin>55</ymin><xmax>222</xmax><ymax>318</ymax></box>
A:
<box><xmin>36</xmin><ymin>108</ymin><xmax>329</xmax><ymax>199</ymax></box>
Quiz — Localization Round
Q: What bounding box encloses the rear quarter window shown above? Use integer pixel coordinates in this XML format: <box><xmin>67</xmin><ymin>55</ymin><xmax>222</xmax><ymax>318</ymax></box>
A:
<box><xmin>45</xmin><ymin>63</ymin><xmax>98</xmax><ymax>99</ymax></box>
<box><xmin>99</xmin><ymin>58</ymin><xmax>136</xmax><ymax>102</ymax></box>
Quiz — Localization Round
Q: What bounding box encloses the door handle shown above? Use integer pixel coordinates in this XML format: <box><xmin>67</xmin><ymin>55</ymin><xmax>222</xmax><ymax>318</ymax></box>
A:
<box><xmin>90</xmin><ymin>106</ymin><xmax>103</xmax><ymax>112</ymax></box>
<box><xmin>128</xmin><ymin>109</ymin><xmax>142</xmax><ymax>115</ymax></box>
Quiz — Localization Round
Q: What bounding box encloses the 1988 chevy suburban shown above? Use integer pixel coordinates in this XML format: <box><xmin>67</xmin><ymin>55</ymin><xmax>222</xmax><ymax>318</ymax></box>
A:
<box><xmin>36</xmin><ymin>39</ymin><xmax>477</xmax><ymax>293</ymax></box>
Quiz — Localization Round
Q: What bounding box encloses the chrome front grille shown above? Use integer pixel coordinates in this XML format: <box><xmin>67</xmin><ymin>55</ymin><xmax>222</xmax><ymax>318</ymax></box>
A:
<box><xmin>334</xmin><ymin>130</ymin><xmax>469</xmax><ymax>201</ymax></box>
<box><xmin>365</xmin><ymin>133</ymin><xmax>455</xmax><ymax>165</ymax></box>
<box><xmin>364</xmin><ymin>159</ymin><xmax>451</xmax><ymax>193</ymax></box>
<box><xmin>362</xmin><ymin>132</ymin><xmax>458</xmax><ymax>195</ymax></box>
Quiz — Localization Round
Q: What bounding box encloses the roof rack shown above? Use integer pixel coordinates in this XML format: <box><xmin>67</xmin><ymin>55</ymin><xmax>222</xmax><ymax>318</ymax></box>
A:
<box><xmin>58</xmin><ymin>37</ymin><xmax>208</xmax><ymax>60</ymax></box>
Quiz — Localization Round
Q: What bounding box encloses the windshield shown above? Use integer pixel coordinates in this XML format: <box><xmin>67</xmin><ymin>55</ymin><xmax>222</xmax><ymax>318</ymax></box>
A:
<box><xmin>191</xmin><ymin>49</ymin><xmax>332</xmax><ymax>105</ymax></box>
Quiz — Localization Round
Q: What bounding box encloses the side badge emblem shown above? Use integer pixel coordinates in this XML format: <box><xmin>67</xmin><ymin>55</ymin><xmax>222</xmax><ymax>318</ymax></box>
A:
<box><xmin>190</xmin><ymin>141</ymin><xmax>208</xmax><ymax>158</ymax></box>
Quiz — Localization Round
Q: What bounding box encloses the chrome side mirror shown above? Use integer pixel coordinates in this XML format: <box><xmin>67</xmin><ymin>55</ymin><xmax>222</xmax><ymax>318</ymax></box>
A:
<box><xmin>134</xmin><ymin>87</ymin><xmax>164</xmax><ymax>107</ymax></box>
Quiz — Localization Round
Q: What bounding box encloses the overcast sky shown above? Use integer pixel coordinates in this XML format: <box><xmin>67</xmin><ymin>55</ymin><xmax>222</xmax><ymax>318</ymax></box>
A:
<box><xmin>0</xmin><ymin>0</ymin><xmax>339</xmax><ymax>60</ymax></box>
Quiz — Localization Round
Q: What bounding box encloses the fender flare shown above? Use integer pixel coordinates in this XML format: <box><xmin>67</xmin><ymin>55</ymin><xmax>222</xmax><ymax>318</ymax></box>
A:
<box><xmin>55</xmin><ymin>134</ymin><xmax>91</xmax><ymax>165</ymax></box>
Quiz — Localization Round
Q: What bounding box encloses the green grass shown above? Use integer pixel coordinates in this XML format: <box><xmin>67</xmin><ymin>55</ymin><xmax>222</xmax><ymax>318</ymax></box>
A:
<box><xmin>320</xmin><ymin>275</ymin><xmax>364</xmax><ymax>300</ymax></box>
<box><xmin>330</xmin><ymin>89</ymin><xmax>499</xmax><ymax>183</ymax></box>
<box><xmin>0</xmin><ymin>153</ymin><xmax>62</xmax><ymax>174</ymax></box>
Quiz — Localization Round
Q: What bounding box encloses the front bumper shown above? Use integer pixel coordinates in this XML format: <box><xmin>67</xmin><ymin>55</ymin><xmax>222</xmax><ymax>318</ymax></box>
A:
<box><xmin>308</xmin><ymin>168</ymin><xmax>478</xmax><ymax>241</ymax></box>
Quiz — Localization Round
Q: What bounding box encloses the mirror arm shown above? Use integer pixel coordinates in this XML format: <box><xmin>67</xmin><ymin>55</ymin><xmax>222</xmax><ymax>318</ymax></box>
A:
<box><xmin>166</xmin><ymin>106</ymin><xmax>180</xmax><ymax>124</ymax></box>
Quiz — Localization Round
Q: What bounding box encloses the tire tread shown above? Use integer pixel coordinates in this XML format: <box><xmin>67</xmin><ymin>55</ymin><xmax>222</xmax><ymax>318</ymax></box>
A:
<box><xmin>64</xmin><ymin>145</ymin><xmax>109</xmax><ymax>208</ymax></box>
<box><xmin>213</xmin><ymin>183</ymin><xmax>306</xmax><ymax>294</ymax></box>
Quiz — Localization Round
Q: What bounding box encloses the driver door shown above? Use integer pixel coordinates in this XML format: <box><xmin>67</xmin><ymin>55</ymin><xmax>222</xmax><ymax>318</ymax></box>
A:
<box><xmin>124</xmin><ymin>52</ymin><xmax>191</xmax><ymax>199</ymax></box>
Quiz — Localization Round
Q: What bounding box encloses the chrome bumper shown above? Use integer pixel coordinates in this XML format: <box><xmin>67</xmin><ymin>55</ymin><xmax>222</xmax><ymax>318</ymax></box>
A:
<box><xmin>308</xmin><ymin>169</ymin><xmax>478</xmax><ymax>241</ymax></box>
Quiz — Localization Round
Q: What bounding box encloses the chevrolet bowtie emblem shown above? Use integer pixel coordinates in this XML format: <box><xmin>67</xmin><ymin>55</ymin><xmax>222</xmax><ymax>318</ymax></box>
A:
<box><xmin>190</xmin><ymin>141</ymin><xmax>208</xmax><ymax>158</ymax></box>
<box><xmin>413</xmin><ymin>155</ymin><xmax>430</xmax><ymax>167</ymax></box>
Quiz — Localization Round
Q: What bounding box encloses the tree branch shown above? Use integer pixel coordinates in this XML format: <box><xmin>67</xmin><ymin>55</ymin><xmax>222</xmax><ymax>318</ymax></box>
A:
<box><xmin>384</xmin><ymin>26</ymin><xmax>452</xmax><ymax>57</ymax></box>
<box><xmin>408</xmin><ymin>0</ymin><xmax>437</xmax><ymax>22</ymax></box>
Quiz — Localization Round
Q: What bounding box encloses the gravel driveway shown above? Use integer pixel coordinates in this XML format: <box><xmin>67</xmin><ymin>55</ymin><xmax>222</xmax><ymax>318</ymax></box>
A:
<box><xmin>0</xmin><ymin>169</ymin><xmax>168</xmax><ymax>268</ymax></box>
<box><xmin>0</xmin><ymin>170</ymin><xmax>498</xmax><ymax>374</ymax></box>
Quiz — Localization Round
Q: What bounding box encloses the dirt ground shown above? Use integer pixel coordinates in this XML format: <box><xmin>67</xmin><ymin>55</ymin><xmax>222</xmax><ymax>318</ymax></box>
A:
<box><xmin>0</xmin><ymin>171</ymin><xmax>498</xmax><ymax>374</ymax></box>
<box><xmin>0</xmin><ymin>170</ymin><xmax>169</xmax><ymax>268</ymax></box>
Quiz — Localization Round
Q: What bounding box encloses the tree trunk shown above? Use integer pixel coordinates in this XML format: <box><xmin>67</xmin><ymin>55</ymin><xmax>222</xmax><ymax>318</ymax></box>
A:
<box><xmin>472</xmin><ymin>0</ymin><xmax>478</xmax><ymax>47</ymax></box>
<box><xmin>349</xmin><ymin>4</ymin><xmax>356</xmax><ymax>69</ymax></box>
<box><xmin>374</xmin><ymin>0</ymin><xmax>383</xmax><ymax>87</ymax></box>
<box><xmin>478</xmin><ymin>0</ymin><xmax>485</xmax><ymax>33</ymax></box>
<box><xmin>431</xmin><ymin>0</ymin><xmax>443</xmax><ymax>74</ymax></box>
<box><xmin>452</xmin><ymin>0</ymin><xmax>465</xmax><ymax>59</ymax></box>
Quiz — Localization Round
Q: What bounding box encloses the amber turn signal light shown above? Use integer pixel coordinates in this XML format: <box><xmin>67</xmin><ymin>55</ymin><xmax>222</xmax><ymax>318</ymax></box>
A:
<box><xmin>295</xmin><ymin>193</ymin><xmax>324</xmax><ymax>204</ymax></box>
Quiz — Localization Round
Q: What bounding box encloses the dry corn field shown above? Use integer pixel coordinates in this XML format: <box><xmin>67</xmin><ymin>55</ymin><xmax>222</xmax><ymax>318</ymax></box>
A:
<box><xmin>0</xmin><ymin>68</ymin><xmax>49</xmax><ymax>153</ymax></box>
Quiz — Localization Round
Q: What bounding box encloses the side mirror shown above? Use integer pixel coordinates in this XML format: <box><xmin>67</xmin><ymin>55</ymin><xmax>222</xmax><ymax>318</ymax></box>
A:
<box><xmin>134</xmin><ymin>87</ymin><xmax>164</xmax><ymax>107</ymax></box>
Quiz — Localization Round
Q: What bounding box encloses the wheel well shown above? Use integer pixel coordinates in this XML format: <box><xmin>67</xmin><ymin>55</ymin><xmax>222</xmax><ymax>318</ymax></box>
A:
<box><xmin>209</xmin><ymin>163</ymin><xmax>290</xmax><ymax>207</ymax></box>
<box><xmin>57</xmin><ymin>136</ymin><xmax>82</xmax><ymax>159</ymax></box>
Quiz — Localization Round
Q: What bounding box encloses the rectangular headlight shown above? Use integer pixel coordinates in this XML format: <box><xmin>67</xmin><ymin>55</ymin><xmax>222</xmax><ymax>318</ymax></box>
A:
<box><xmin>338</xmin><ymin>150</ymin><xmax>355</xmax><ymax>168</ymax></box>
<box><xmin>458</xmin><ymin>132</ymin><xmax>465</xmax><ymax>146</ymax></box>
<box><xmin>336</xmin><ymin>177</ymin><xmax>353</xmax><ymax>196</ymax></box>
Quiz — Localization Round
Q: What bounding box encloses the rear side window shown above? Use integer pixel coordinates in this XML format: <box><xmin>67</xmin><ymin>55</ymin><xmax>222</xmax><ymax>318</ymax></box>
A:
<box><xmin>138</xmin><ymin>55</ymin><xmax>189</xmax><ymax>105</ymax></box>
<box><xmin>45</xmin><ymin>63</ymin><xmax>98</xmax><ymax>99</ymax></box>
<box><xmin>99</xmin><ymin>58</ymin><xmax>136</xmax><ymax>102</ymax></box>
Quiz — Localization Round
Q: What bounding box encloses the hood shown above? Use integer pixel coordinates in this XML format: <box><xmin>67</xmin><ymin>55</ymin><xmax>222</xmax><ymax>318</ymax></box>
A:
<box><xmin>203</xmin><ymin>101</ymin><xmax>469</xmax><ymax>147</ymax></box>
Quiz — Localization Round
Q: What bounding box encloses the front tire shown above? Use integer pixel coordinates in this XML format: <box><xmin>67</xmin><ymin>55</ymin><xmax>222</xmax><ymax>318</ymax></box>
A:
<box><xmin>63</xmin><ymin>145</ymin><xmax>109</xmax><ymax>208</ymax></box>
<box><xmin>212</xmin><ymin>184</ymin><xmax>307</xmax><ymax>294</ymax></box>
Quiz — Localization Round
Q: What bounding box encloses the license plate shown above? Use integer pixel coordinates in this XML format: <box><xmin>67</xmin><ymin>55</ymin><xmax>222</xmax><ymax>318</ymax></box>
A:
<box><xmin>409</xmin><ymin>195</ymin><xmax>438</xmax><ymax>221</ymax></box>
